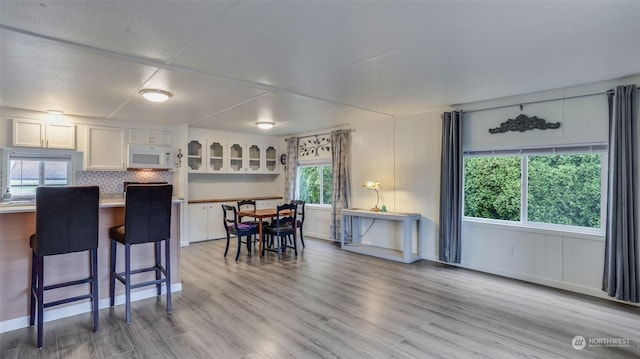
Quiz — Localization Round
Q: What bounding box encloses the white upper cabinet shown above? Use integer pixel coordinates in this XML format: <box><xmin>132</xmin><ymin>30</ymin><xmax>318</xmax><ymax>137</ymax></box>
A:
<box><xmin>12</xmin><ymin>118</ymin><xmax>75</xmax><ymax>149</ymax></box>
<box><xmin>187</xmin><ymin>137</ymin><xmax>228</xmax><ymax>173</ymax></box>
<box><xmin>207</xmin><ymin>139</ymin><xmax>227</xmax><ymax>173</ymax></box>
<box><xmin>84</xmin><ymin>125</ymin><xmax>126</xmax><ymax>171</ymax></box>
<box><xmin>264</xmin><ymin>144</ymin><xmax>279</xmax><ymax>174</ymax></box>
<box><xmin>187</xmin><ymin>134</ymin><xmax>280</xmax><ymax>175</ymax></box>
<box><xmin>129</xmin><ymin>129</ymin><xmax>171</xmax><ymax>145</ymax></box>
<box><xmin>227</xmin><ymin>141</ymin><xmax>246</xmax><ymax>173</ymax></box>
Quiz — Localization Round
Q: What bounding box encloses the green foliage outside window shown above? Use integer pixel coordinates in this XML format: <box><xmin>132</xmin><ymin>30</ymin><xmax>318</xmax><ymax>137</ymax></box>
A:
<box><xmin>464</xmin><ymin>157</ymin><xmax>521</xmax><ymax>221</ymax></box>
<box><xmin>298</xmin><ymin>165</ymin><xmax>333</xmax><ymax>205</ymax></box>
<box><xmin>528</xmin><ymin>154</ymin><xmax>601</xmax><ymax>228</ymax></box>
<box><xmin>464</xmin><ymin>153</ymin><xmax>602</xmax><ymax>229</ymax></box>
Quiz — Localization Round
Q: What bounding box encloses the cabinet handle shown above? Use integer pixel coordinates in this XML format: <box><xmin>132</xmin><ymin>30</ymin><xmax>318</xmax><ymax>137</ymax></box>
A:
<box><xmin>46</xmin><ymin>139</ymin><xmax>49</xmax><ymax>147</ymax></box>
<box><xmin>41</xmin><ymin>139</ymin><xmax>44</xmax><ymax>147</ymax></box>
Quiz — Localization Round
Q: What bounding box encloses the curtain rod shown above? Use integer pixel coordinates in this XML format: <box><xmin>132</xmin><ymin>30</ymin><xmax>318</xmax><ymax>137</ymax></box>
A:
<box><xmin>287</xmin><ymin>128</ymin><xmax>354</xmax><ymax>141</ymax></box>
<box><xmin>456</xmin><ymin>89</ymin><xmax>614</xmax><ymax>114</ymax></box>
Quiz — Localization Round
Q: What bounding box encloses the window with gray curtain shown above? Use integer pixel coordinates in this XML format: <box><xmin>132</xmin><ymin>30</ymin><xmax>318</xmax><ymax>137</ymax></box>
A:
<box><xmin>329</xmin><ymin>129</ymin><xmax>350</xmax><ymax>241</ymax></box>
<box><xmin>603</xmin><ymin>84</ymin><xmax>638</xmax><ymax>303</ymax></box>
<box><xmin>439</xmin><ymin>111</ymin><xmax>463</xmax><ymax>264</ymax></box>
<box><xmin>283</xmin><ymin>137</ymin><xmax>299</xmax><ymax>203</ymax></box>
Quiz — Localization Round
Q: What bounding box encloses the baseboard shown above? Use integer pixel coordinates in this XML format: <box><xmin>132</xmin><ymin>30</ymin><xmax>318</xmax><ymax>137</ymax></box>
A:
<box><xmin>419</xmin><ymin>256</ymin><xmax>639</xmax><ymax>307</ymax></box>
<box><xmin>305</xmin><ymin>232</ymin><xmax>331</xmax><ymax>241</ymax></box>
<box><xmin>0</xmin><ymin>283</ymin><xmax>182</xmax><ymax>334</ymax></box>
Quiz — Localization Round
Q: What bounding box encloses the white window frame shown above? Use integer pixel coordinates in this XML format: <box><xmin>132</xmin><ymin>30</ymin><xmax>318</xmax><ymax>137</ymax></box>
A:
<box><xmin>5</xmin><ymin>150</ymin><xmax>74</xmax><ymax>200</ymax></box>
<box><xmin>296</xmin><ymin>158</ymin><xmax>333</xmax><ymax>207</ymax></box>
<box><xmin>462</xmin><ymin>143</ymin><xmax>608</xmax><ymax>235</ymax></box>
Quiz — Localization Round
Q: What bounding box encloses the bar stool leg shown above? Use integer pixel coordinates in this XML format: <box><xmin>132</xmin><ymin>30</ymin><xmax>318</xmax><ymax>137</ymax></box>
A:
<box><xmin>165</xmin><ymin>238</ymin><xmax>172</xmax><ymax>313</ymax></box>
<box><xmin>125</xmin><ymin>243</ymin><xmax>131</xmax><ymax>324</ymax></box>
<box><xmin>109</xmin><ymin>239</ymin><xmax>116</xmax><ymax>307</ymax></box>
<box><xmin>29</xmin><ymin>252</ymin><xmax>36</xmax><ymax>326</ymax></box>
<box><xmin>155</xmin><ymin>242</ymin><xmax>161</xmax><ymax>296</ymax></box>
<box><xmin>91</xmin><ymin>248</ymin><xmax>99</xmax><ymax>332</ymax></box>
<box><xmin>36</xmin><ymin>256</ymin><xmax>44</xmax><ymax>349</ymax></box>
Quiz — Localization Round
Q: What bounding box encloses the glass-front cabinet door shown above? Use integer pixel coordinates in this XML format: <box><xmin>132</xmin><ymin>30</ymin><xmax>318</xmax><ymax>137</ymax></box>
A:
<box><xmin>247</xmin><ymin>144</ymin><xmax>262</xmax><ymax>173</ymax></box>
<box><xmin>187</xmin><ymin>138</ymin><xmax>205</xmax><ymax>173</ymax></box>
<box><xmin>228</xmin><ymin>142</ymin><xmax>245</xmax><ymax>173</ymax></box>
<box><xmin>207</xmin><ymin>139</ymin><xmax>226</xmax><ymax>173</ymax></box>
<box><xmin>265</xmin><ymin>145</ymin><xmax>278</xmax><ymax>173</ymax></box>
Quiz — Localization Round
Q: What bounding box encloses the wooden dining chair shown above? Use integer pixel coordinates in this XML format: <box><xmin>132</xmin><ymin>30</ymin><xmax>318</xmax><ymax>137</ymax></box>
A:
<box><xmin>290</xmin><ymin>200</ymin><xmax>306</xmax><ymax>248</ymax></box>
<box><xmin>222</xmin><ymin>204</ymin><xmax>259</xmax><ymax>261</ymax></box>
<box><xmin>263</xmin><ymin>203</ymin><xmax>297</xmax><ymax>259</ymax></box>
<box><xmin>237</xmin><ymin>199</ymin><xmax>263</xmax><ymax>245</ymax></box>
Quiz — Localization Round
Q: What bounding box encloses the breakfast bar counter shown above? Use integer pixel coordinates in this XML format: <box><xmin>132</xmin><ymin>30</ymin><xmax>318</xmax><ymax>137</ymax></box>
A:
<box><xmin>0</xmin><ymin>199</ymin><xmax>183</xmax><ymax>332</ymax></box>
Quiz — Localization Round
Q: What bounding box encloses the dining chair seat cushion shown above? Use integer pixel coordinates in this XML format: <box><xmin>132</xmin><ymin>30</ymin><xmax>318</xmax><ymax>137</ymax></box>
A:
<box><xmin>231</xmin><ymin>223</ymin><xmax>258</xmax><ymax>232</ymax></box>
<box><xmin>264</xmin><ymin>224</ymin><xmax>294</xmax><ymax>234</ymax></box>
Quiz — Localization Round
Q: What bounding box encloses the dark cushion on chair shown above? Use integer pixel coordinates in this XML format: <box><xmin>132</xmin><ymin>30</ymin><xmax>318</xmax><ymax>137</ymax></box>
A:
<box><xmin>31</xmin><ymin>186</ymin><xmax>100</xmax><ymax>256</ymax></box>
<box><xmin>109</xmin><ymin>225</ymin><xmax>126</xmax><ymax>244</ymax></box>
<box><xmin>230</xmin><ymin>222</ymin><xmax>258</xmax><ymax>232</ymax></box>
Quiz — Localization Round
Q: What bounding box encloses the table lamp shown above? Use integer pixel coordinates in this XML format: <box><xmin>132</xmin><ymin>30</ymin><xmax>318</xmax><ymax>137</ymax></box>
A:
<box><xmin>362</xmin><ymin>181</ymin><xmax>382</xmax><ymax>212</ymax></box>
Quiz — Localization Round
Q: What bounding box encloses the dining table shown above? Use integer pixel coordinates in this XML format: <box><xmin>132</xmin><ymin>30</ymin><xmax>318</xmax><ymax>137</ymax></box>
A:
<box><xmin>237</xmin><ymin>208</ymin><xmax>294</xmax><ymax>257</ymax></box>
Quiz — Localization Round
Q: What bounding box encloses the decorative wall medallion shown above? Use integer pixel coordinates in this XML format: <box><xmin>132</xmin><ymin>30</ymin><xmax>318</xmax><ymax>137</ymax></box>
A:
<box><xmin>298</xmin><ymin>134</ymin><xmax>332</xmax><ymax>158</ymax></box>
<box><xmin>489</xmin><ymin>114</ymin><xmax>561</xmax><ymax>134</ymax></box>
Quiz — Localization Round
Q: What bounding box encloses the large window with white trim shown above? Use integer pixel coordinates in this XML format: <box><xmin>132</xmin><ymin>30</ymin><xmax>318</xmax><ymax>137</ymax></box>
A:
<box><xmin>463</xmin><ymin>145</ymin><xmax>607</xmax><ymax>231</ymax></box>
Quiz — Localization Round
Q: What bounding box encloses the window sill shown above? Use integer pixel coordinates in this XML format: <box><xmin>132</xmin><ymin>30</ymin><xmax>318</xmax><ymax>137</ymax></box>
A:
<box><xmin>462</xmin><ymin>217</ymin><xmax>605</xmax><ymax>241</ymax></box>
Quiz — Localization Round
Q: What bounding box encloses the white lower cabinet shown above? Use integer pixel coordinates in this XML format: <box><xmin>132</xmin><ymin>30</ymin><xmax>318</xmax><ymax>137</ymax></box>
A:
<box><xmin>188</xmin><ymin>199</ymin><xmax>283</xmax><ymax>243</ymax></box>
<box><xmin>188</xmin><ymin>202</ymin><xmax>230</xmax><ymax>243</ymax></box>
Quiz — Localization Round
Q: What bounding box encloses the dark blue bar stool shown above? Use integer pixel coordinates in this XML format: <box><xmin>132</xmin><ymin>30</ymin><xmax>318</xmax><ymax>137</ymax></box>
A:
<box><xmin>29</xmin><ymin>186</ymin><xmax>100</xmax><ymax>349</ymax></box>
<box><xmin>108</xmin><ymin>184</ymin><xmax>173</xmax><ymax>324</ymax></box>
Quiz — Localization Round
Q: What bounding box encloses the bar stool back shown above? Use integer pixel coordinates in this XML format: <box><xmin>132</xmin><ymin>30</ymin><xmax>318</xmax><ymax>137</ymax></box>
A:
<box><xmin>29</xmin><ymin>186</ymin><xmax>100</xmax><ymax>348</ymax></box>
<box><xmin>108</xmin><ymin>184</ymin><xmax>173</xmax><ymax>324</ymax></box>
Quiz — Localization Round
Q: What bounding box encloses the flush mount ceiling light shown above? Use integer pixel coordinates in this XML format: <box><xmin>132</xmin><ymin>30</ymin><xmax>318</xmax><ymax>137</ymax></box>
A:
<box><xmin>46</xmin><ymin>110</ymin><xmax>64</xmax><ymax>115</ymax></box>
<box><xmin>255</xmin><ymin>121</ymin><xmax>275</xmax><ymax>130</ymax></box>
<box><xmin>139</xmin><ymin>89</ymin><xmax>173</xmax><ymax>102</ymax></box>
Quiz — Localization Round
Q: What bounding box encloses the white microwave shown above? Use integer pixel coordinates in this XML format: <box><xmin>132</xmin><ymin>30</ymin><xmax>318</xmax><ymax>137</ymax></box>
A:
<box><xmin>127</xmin><ymin>144</ymin><xmax>173</xmax><ymax>170</ymax></box>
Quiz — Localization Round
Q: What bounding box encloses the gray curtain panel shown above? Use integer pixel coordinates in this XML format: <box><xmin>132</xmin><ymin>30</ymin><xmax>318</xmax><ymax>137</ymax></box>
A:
<box><xmin>330</xmin><ymin>129</ymin><xmax>351</xmax><ymax>241</ymax></box>
<box><xmin>603</xmin><ymin>84</ymin><xmax>638</xmax><ymax>303</ymax></box>
<box><xmin>283</xmin><ymin>137</ymin><xmax>299</xmax><ymax>203</ymax></box>
<box><xmin>439</xmin><ymin>111</ymin><xmax>463</xmax><ymax>264</ymax></box>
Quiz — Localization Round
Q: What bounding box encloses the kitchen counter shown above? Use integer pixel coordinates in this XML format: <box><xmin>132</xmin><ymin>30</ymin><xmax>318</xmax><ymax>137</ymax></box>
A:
<box><xmin>0</xmin><ymin>197</ymin><xmax>184</xmax><ymax>214</ymax></box>
<box><xmin>0</xmin><ymin>199</ymin><xmax>183</xmax><ymax>332</ymax></box>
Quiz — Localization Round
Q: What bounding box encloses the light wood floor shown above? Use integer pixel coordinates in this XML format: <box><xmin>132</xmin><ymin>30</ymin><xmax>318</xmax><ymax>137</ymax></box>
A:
<box><xmin>1</xmin><ymin>237</ymin><xmax>639</xmax><ymax>358</ymax></box>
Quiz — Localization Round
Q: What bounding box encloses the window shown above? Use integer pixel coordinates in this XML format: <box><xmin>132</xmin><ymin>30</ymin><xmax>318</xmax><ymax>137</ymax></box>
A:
<box><xmin>8</xmin><ymin>154</ymin><xmax>72</xmax><ymax>198</ymax></box>
<box><xmin>463</xmin><ymin>145</ymin><xmax>606</xmax><ymax>230</ymax></box>
<box><xmin>297</xmin><ymin>165</ymin><xmax>333</xmax><ymax>205</ymax></box>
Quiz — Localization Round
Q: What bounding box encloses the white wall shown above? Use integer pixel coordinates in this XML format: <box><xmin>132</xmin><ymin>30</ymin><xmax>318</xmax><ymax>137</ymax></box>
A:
<box><xmin>305</xmin><ymin>75</ymin><xmax>640</xmax><ymax>303</ymax></box>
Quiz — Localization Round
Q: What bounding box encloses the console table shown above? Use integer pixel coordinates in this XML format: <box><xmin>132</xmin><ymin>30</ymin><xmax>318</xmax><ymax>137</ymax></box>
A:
<box><xmin>341</xmin><ymin>208</ymin><xmax>422</xmax><ymax>263</ymax></box>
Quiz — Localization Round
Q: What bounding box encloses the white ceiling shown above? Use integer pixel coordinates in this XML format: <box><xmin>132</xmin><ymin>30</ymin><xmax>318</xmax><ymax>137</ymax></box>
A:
<box><xmin>1</xmin><ymin>1</ymin><xmax>639</xmax><ymax>136</ymax></box>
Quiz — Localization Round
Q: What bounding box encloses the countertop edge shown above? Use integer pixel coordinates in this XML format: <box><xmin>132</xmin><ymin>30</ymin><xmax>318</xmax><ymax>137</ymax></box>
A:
<box><xmin>0</xmin><ymin>198</ymin><xmax>184</xmax><ymax>214</ymax></box>
<box><xmin>188</xmin><ymin>196</ymin><xmax>283</xmax><ymax>204</ymax></box>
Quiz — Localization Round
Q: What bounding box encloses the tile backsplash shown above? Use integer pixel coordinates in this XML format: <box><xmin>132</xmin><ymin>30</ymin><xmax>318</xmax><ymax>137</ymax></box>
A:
<box><xmin>76</xmin><ymin>171</ymin><xmax>173</xmax><ymax>195</ymax></box>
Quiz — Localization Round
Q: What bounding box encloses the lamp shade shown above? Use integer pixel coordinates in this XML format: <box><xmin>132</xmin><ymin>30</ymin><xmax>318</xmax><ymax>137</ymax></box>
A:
<box><xmin>362</xmin><ymin>181</ymin><xmax>381</xmax><ymax>190</ymax></box>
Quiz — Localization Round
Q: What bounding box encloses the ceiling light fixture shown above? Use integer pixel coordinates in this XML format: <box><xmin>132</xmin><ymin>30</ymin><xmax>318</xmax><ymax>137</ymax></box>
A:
<box><xmin>256</xmin><ymin>121</ymin><xmax>275</xmax><ymax>130</ymax></box>
<box><xmin>139</xmin><ymin>89</ymin><xmax>173</xmax><ymax>102</ymax></box>
<box><xmin>46</xmin><ymin>110</ymin><xmax>64</xmax><ymax>115</ymax></box>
